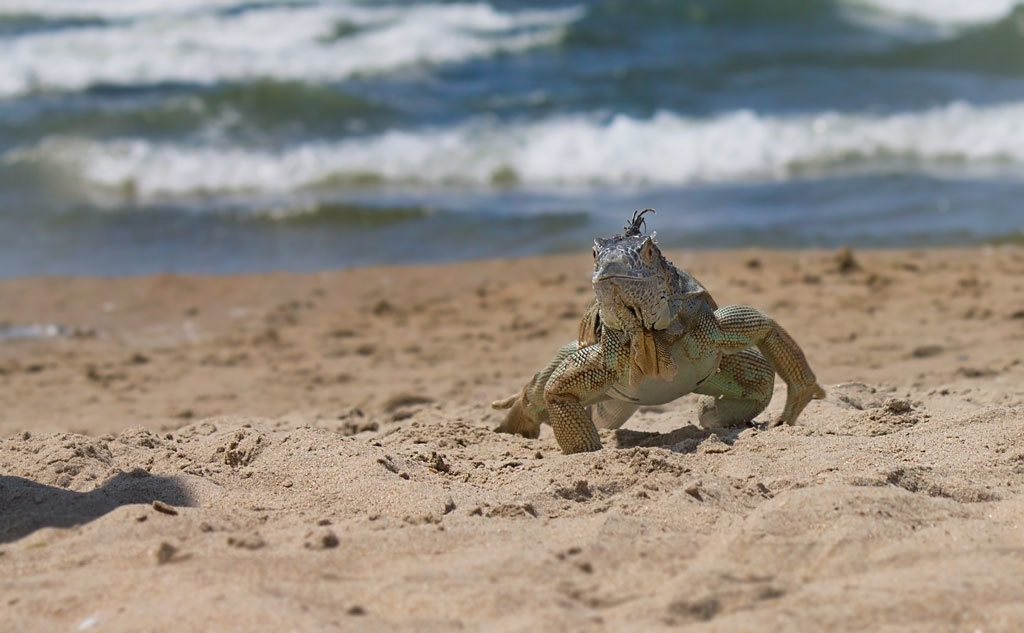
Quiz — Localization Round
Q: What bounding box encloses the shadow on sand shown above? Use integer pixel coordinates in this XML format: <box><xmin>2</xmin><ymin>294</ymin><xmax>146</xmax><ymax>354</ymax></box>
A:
<box><xmin>0</xmin><ymin>469</ymin><xmax>192</xmax><ymax>544</ymax></box>
<box><xmin>614</xmin><ymin>424</ymin><xmax>748</xmax><ymax>451</ymax></box>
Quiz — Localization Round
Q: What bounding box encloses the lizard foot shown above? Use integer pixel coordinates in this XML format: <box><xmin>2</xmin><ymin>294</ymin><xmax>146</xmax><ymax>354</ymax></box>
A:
<box><xmin>696</xmin><ymin>395</ymin><xmax>763</xmax><ymax>429</ymax></box>
<box><xmin>492</xmin><ymin>392</ymin><xmax>541</xmax><ymax>439</ymax></box>
<box><xmin>557</xmin><ymin>436</ymin><xmax>602</xmax><ymax>454</ymax></box>
<box><xmin>771</xmin><ymin>382</ymin><xmax>827</xmax><ymax>427</ymax></box>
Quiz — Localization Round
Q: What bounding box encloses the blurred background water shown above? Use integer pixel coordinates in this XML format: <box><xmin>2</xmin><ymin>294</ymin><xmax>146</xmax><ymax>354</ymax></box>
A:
<box><xmin>1</xmin><ymin>0</ymin><xmax>1023</xmax><ymax>276</ymax></box>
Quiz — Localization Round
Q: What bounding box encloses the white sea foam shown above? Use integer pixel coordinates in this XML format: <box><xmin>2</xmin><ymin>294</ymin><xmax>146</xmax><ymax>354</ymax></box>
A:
<box><xmin>5</xmin><ymin>0</ymin><xmax>1018</xmax><ymax>28</ymax></box>
<box><xmin>841</xmin><ymin>0</ymin><xmax>1021</xmax><ymax>27</ymax></box>
<box><xmin>6</xmin><ymin>0</ymin><xmax>1017</xmax><ymax>27</ymax></box>
<box><xmin>10</xmin><ymin>101</ymin><xmax>1024</xmax><ymax>198</ymax></box>
<box><xmin>0</xmin><ymin>2</ymin><xmax>582</xmax><ymax>98</ymax></box>
<box><xmin>0</xmin><ymin>0</ymin><xmax>261</xmax><ymax>19</ymax></box>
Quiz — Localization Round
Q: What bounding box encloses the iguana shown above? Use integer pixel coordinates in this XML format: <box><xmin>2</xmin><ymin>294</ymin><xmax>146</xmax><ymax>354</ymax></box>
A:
<box><xmin>492</xmin><ymin>209</ymin><xmax>826</xmax><ymax>454</ymax></box>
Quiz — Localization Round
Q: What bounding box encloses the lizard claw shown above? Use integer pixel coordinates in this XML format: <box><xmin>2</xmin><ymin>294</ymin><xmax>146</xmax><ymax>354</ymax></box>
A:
<box><xmin>773</xmin><ymin>383</ymin><xmax>827</xmax><ymax>426</ymax></box>
<box><xmin>490</xmin><ymin>394</ymin><xmax>518</xmax><ymax>410</ymax></box>
<box><xmin>493</xmin><ymin>391</ymin><xmax>541</xmax><ymax>439</ymax></box>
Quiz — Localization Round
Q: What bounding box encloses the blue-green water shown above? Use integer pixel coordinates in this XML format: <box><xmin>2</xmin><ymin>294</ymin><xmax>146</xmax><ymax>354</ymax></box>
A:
<box><xmin>1</xmin><ymin>0</ymin><xmax>1023</xmax><ymax>276</ymax></box>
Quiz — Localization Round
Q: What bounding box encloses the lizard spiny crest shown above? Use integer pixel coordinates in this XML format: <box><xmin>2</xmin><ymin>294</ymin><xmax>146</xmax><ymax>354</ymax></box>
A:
<box><xmin>624</xmin><ymin>208</ymin><xmax>656</xmax><ymax>237</ymax></box>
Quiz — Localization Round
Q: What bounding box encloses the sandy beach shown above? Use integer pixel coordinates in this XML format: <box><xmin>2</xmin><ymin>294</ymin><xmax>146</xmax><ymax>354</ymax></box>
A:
<box><xmin>2</xmin><ymin>246</ymin><xmax>1024</xmax><ymax>632</ymax></box>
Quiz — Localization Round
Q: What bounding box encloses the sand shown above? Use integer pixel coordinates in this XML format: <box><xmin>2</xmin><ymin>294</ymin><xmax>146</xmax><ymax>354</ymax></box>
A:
<box><xmin>2</xmin><ymin>247</ymin><xmax>1024</xmax><ymax>632</ymax></box>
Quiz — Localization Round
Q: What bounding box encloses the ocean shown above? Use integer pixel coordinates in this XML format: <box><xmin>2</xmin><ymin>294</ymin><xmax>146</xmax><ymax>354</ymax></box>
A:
<box><xmin>1</xmin><ymin>0</ymin><xmax>1023</xmax><ymax>277</ymax></box>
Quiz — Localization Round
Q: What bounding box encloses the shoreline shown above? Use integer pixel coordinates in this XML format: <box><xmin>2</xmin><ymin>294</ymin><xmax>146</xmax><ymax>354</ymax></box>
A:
<box><xmin>4</xmin><ymin>234</ymin><xmax>1019</xmax><ymax>278</ymax></box>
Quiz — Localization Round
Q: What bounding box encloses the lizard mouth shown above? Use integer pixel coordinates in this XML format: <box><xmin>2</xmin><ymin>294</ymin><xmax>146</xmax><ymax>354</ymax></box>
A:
<box><xmin>593</xmin><ymin>274</ymin><xmax>646</xmax><ymax>283</ymax></box>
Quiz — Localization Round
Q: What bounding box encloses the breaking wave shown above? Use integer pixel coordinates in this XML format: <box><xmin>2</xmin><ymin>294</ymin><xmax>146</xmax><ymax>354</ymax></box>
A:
<box><xmin>868</xmin><ymin>5</ymin><xmax>1024</xmax><ymax>76</ymax></box>
<box><xmin>843</xmin><ymin>0</ymin><xmax>1023</xmax><ymax>27</ymax></box>
<box><xmin>0</xmin><ymin>0</ymin><xmax>273</xmax><ymax>19</ymax></box>
<box><xmin>0</xmin><ymin>2</ymin><xmax>582</xmax><ymax>98</ymax></box>
<box><xmin>3</xmin><ymin>0</ymin><xmax>1019</xmax><ymax>27</ymax></box>
<box><xmin>4</xmin><ymin>0</ymin><xmax>1024</xmax><ymax>100</ymax></box>
<box><xmin>11</xmin><ymin>100</ymin><xmax>1024</xmax><ymax>198</ymax></box>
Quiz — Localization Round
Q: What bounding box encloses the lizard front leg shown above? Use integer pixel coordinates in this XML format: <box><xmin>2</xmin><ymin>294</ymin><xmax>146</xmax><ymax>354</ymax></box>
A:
<box><xmin>544</xmin><ymin>328</ymin><xmax>628</xmax><ymax>454</ymax></box>
<box><xmin>705</xmin><ymin>305</ymin><xmax>826</xmax><ymax>426</ymax></box>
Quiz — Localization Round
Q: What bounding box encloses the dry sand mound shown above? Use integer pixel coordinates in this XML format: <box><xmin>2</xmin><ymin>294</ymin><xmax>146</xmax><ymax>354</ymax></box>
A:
<box><xmin>4</xmin><ymin>395</ymin><xmax>1024</xmax><ymax>632</ymax></box>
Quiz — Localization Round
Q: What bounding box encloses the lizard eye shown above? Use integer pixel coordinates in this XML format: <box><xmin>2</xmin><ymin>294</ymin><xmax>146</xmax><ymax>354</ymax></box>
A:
<box><xmin>640</xmin><ymin>238</ymin><xmax>654</xmax><ymax>264</ymax></box>
<box><xmin>592</xmin><ymin>246</ymin><xmax>597</xmax><ymax>259</ymax></box>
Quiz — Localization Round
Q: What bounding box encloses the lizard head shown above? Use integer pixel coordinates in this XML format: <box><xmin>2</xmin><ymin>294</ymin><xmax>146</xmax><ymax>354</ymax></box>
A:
<box><xmin>591</xmin><ymin>208</ymin><xmax>674</xmax><ymax>333</ymax></box>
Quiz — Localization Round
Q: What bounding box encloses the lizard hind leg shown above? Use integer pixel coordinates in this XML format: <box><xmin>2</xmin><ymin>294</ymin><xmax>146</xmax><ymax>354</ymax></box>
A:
<box><xmin>492</xmin><ymin>387</ymin><xmax>541</xmax><ymax>439</ymax></box>
<box><xmin>491</xmin><ymin>394</ymin><xmax>518</xmax><ymax>409</ymax></box>
<box><xmin>493</xmin><ymin>341</ymin><xmax>579</xmax><ymax>440</ymax></box>
<box><xmin>694</xmin><ymin>349</ymin><xmax>774</xmax><ymax>428</ymax></box>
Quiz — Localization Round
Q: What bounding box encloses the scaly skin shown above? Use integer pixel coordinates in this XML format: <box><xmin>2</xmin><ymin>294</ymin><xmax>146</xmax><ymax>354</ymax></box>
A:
<box><xmin>494</xmin><ymin>209</ymin><xmax>826</xmax><ymax>454</ymax></box>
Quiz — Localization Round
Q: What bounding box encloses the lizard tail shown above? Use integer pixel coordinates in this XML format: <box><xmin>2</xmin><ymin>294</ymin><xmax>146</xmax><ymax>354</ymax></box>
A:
<box><xmin>491</xmin><ymin>394</ymin><xmax>518</xmax><ymax>410</ymax></box>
